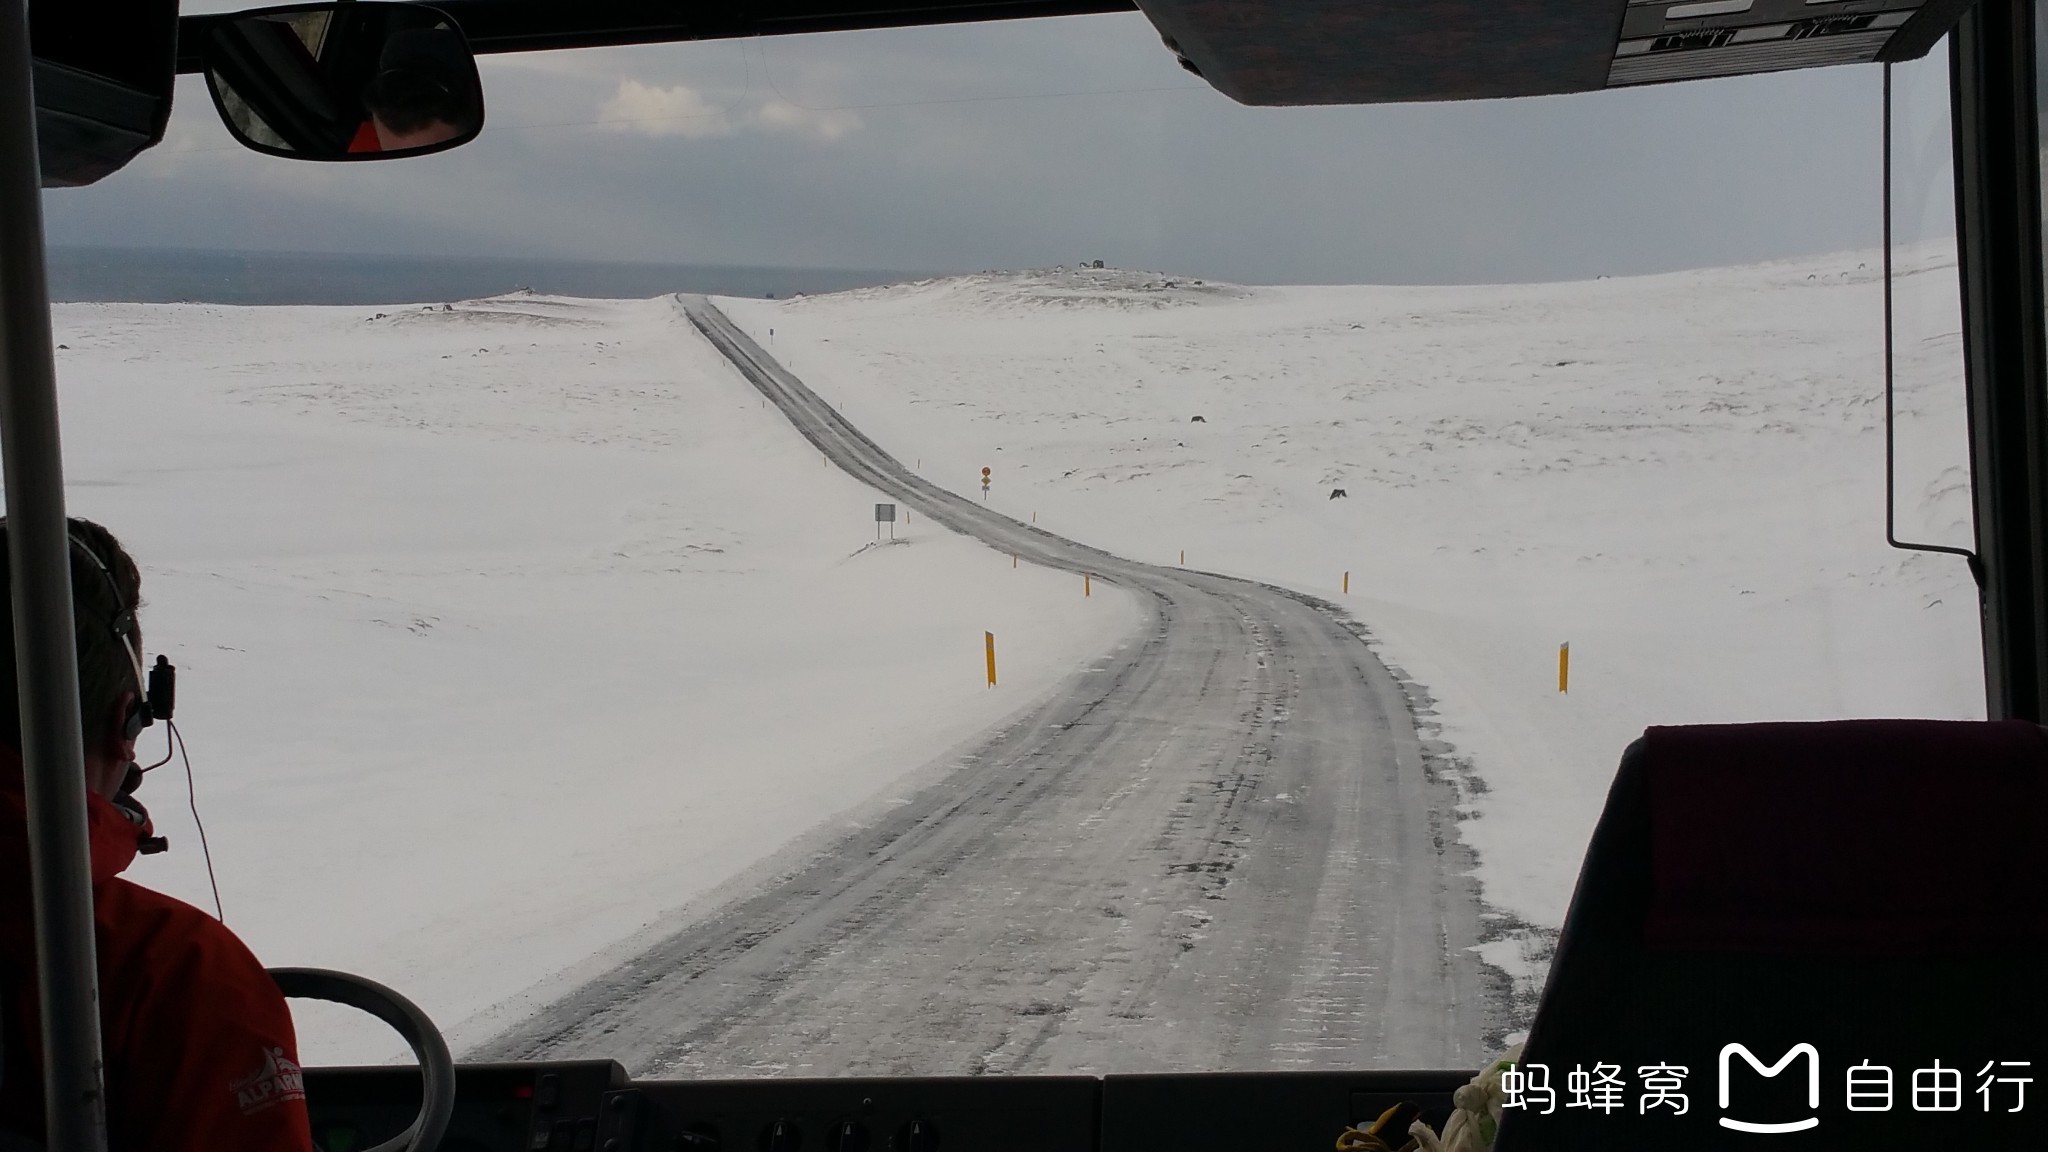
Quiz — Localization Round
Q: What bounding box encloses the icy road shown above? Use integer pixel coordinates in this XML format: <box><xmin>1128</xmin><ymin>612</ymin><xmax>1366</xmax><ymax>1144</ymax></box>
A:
<box><xmin>474</xmin><ymin>296</ymin><xmax>1498</xmax><ymax>1075</ymax></box>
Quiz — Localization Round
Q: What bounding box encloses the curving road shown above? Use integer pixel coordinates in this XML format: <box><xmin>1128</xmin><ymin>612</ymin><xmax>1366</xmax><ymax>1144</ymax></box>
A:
<box><xmin>473</xmin><ymin>296</ymin><xmax>1498</xmax><ymax>1076</ymax></box>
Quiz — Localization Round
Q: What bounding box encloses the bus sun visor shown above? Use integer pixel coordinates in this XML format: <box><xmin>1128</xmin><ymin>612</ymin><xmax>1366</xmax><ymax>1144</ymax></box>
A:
<box><xmin>32</xmin><ymin>0</ymin><xmax>178</xmax><ymax>187</ymax></box>
<box><xmin>1133</xmin><ymin>0</ymin><xmax>1979</xmax><ymax>105</ymax></box>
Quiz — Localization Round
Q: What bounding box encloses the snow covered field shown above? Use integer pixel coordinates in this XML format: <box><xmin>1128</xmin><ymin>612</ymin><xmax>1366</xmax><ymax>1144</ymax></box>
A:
<box><xmin>718</xmin><ymin>248</ymin><xmax>1985</xmax><ymax>1000</ymax></box>
<box><xmin>46</xmin><ymin>294</ymin><xmax>1137</xmax><ymax>1063</ymax></box>
<box><xmin>32</xmin><ymin>244</ymin><xmax>1982</xmax><ymax>1065</ymax></box>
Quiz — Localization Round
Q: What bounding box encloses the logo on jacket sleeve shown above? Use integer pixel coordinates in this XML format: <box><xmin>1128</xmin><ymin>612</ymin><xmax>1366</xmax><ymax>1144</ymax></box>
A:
<box><xmin>230</xmin><ymin>1046</ymin><xmax>306</xmax><ymax>1115</ymax></box>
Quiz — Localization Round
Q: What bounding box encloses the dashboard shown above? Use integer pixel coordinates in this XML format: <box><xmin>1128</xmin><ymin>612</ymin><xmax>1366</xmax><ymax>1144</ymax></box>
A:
<box><xmin>304</xmin><ymin>1062</ymin><xmax>1471</xmax><ymax>1152</ymax></box>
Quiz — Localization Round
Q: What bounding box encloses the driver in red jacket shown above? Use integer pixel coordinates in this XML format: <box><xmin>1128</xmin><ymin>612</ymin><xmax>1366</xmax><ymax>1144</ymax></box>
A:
<box><xmin>0</xmin><ymin>518</ymin><xmax>313</xmax><ymax>1151</ymax></box>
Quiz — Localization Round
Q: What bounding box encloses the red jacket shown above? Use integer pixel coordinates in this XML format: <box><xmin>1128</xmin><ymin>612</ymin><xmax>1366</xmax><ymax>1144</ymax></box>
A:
<box><xmin>1</xmin><ymin>755</ymin><xmax>313</xmax><ymax>1151</ymax></box>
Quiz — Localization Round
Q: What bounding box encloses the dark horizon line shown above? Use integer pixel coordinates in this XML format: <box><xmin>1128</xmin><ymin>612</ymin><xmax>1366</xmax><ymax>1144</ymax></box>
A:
<box><xmin>46</xmin><ymin>243</ymin><xmax>938</xmax><ymax>280</ymax></box>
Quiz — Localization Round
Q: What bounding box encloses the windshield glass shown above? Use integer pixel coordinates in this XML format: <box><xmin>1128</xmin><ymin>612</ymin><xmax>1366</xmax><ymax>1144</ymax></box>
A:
<box><xmin>42</xmin><ymin>14</ymin><xmax>1979</xmax><ymax>1077</ymax></box>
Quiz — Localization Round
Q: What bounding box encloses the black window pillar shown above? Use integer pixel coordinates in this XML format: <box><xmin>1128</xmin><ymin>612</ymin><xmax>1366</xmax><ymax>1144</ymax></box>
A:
<box><xmin>1952</xmin><ymin>0</ymin><xmax>2048</xmax><ymax>721</ymax></box>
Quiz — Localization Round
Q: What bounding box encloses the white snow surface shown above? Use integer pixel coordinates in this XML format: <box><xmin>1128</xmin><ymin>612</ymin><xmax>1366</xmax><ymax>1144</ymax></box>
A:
<box><xmin>717</xmin><ymin>248</ymin><xmax>1986</xmax><ymax>998</ymax></box>
<box><xmin>45</xmin><ymin>293</ymin><xmax>1137</xmax><ymax>1063</ymax></box>
<box><xmin>31</xmin><ymin>246</ymin><xmax>1985</xmax><ymax>1064</ymax></box>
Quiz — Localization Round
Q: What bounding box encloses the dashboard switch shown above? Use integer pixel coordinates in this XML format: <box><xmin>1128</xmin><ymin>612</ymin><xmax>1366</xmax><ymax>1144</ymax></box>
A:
<box><xmin>761</xmin><ymin>1119</ymin><xmax>802</xmax><ymax>1152</ymax></box>
<box><xmin>894</xmin><ymin>1120</ymin><xmax>938</xmax><ymax>1152</ymax></box>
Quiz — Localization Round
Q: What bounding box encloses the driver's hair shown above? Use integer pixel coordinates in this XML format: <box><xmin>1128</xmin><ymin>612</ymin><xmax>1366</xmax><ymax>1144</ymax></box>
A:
<box><xmin>364</xmin><ymin>71</ymin><xmax>469</xmax><ymax>135</ymax></box>
<box><xmin>0</xmin><ymin>516</ymin><xmax>142</xmax><ymax>752</ymax></box>
<box><xmin>361</xmin><ymin>27</ymin><xmax>474</xmax><ymax>136</ymax></box>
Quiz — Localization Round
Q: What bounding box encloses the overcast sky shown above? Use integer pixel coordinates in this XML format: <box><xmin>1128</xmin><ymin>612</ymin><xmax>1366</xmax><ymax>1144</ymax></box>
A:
<box><xmin>42</xmin><ymin>12</ymin><xmax>1962</xmax><ymax>285</ymax></box>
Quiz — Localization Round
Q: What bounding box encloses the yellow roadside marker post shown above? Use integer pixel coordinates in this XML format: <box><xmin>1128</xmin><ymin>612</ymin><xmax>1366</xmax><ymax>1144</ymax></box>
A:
<box><xmin>1559</xmin><ymin>643</ymin><xmax>1570</xmax><ymax>693</ymax></box>
<box><xmin>1343</xmin><ymin>571</ymin><xmax>1349</xmax><ymax>594</ymax></box>
<box><xmin>986</xmin><ymin>632</ymin><xmax>997</xmax><ymax>687</ymax></box>
<box><xmin>1084</xmin><ymin>574</ymin><xmax>1091</xmax><ymax>597</ymax></box>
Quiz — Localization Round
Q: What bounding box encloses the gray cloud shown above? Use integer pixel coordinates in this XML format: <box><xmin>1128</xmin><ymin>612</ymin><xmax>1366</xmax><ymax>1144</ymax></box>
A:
<box><xmin>43</xmin><ymin>13</ymin><xmax>1957</xmax><ymax>284</ymax></box>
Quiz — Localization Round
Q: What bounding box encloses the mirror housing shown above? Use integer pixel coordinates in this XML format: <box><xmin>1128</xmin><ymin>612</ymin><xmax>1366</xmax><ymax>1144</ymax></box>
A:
<box><xmin>200</xmin><ymin>2</ymin><xmax>483</xmax><ymax>161</ymax></box>
<box><xmin>33</xmin><ymin>0</ymin><xmax>178</xmax><ymax>187</ymax></box>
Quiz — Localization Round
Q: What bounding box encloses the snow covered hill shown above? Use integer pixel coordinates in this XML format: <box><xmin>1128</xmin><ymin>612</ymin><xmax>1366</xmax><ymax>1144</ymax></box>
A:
<box><xmin>718</xmin><ymin>249</ymin><xmax>1984</xmax><ymax>1005</ymax></box>
<box><xmin>47</xmin><ymin>292</ymin><xmax>1136</xmax><ymax>1062</ymax></box>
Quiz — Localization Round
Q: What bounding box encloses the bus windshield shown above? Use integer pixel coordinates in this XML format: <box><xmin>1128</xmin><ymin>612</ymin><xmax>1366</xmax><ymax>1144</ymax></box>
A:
<box><xmin>40</xmin><ymin>8</ymin><xmax>1981</xmax><ymax>1080</ymax></box>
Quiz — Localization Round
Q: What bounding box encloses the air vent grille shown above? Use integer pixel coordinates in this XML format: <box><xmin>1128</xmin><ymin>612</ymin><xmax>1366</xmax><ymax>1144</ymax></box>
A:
<box><xmin>1649</xmin><ymin>28</ymin><xmax>1739</xmax><ymax>52</ymax></box>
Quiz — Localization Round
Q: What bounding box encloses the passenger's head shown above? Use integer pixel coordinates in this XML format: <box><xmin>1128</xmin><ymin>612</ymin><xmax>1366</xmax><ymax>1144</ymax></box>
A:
<box><xmin>361</xmin><ymin>27</ymin><xmax>476</xmax><ymax>151</ymax></box>
<box><xmin>0</xmin><ymin>517</ymin><xmax>144</xmax><ymax>796</ymax></box>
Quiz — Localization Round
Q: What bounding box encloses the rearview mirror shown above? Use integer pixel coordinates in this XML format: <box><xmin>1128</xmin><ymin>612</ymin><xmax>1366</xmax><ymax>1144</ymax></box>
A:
<box><xmin>200</xmin><ymin>2</ymin><xmax>483</xmax><ymax>161</ymax></box>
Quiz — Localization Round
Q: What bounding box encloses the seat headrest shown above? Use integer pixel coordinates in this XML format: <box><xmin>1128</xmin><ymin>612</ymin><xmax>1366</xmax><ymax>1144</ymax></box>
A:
<box><xmin>1641</xmin><ymin>719</ymin><xmax>2048</xmax><ymax>953</ymax></box>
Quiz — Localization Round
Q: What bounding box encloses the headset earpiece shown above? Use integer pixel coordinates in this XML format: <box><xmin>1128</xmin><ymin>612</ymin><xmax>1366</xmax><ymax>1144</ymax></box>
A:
<box><xmin>68</xmin><ymin>529</ymin><xmax>161</xmax><ymax>742</ymax></box>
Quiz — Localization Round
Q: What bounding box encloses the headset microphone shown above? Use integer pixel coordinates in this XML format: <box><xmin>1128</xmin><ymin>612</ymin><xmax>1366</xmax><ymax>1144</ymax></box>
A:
<box><xmin>116</xmin><ymin>760</ymin><xmax>170</xmax><ymax>855</ymax></box>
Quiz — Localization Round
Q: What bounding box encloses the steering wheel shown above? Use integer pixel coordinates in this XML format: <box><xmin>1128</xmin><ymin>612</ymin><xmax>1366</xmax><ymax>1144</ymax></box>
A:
<box><xmin>269</xmin><ymin>968</ymin><xmax>455</xmax><ymax>1152</ymax></box>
